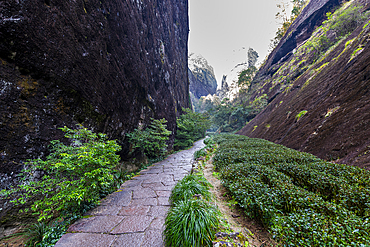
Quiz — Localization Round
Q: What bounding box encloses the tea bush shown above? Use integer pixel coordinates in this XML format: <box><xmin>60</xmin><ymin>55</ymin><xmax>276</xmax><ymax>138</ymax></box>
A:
<box><xmin>213</xmin><ymin>134</ymin><xmax>370</xmax><ymax>246</ymax></box>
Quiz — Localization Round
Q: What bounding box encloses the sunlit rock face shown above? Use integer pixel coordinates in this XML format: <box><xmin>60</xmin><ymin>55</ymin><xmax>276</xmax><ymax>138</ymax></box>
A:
<box><xmin>257</xmin><ymin>0</ymin><xmax>343</xmax><ymax>76</ymax></box>
<box><xmin>0</xmin><ymin>0</ymin><xmax>189</xmax><ymax>181</ymax></box>
<box><xmin>239</xmin><ymin>0</ymin><xmax>370</xmax><ymax>169</ymax></box>
<box><xmin>188</xmin><ymin>53</ymin><xmax>218</xmax><ymax>98</ymax></box>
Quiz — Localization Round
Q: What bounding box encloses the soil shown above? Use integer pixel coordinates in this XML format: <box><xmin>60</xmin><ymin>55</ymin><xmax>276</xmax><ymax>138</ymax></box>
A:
<box><xmin>0</xmin><ymin>233</ymin><xmax>26</xmax><ymax>247</ymax></box>
<box><xmin>202</xmin><ymin>157</ymin><xmax>276</xmax><ymax>247</ymax></box>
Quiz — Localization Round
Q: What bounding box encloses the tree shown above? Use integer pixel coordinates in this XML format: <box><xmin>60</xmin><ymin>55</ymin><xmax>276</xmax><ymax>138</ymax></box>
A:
<box><xmin>127</xmin><ymin>118</ymin><xmax>171</xmax><ymax>158</ymax></box>
<box><xmin>174</xmin><ymin>108</ymin><xmax>211</xmax><ymax>150</ymax></box>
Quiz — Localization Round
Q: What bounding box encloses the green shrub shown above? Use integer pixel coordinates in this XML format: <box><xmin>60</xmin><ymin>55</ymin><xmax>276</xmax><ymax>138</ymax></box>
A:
<box><xmin>326</xmin><ymin>5</ymin><xmax>368</xmax><ymax>37</ymax></box>
<box><xmin>174</xmin><ymin>108</ymin><xmax>211</xmax><ymax>150</ymax></box>
<box><xmin>2</xmin><ymin>126</ymin><xmax>121</xmax><ymax>221</ymax></box>
<box><xmin>127</xmin><ymin>118</ymin><xmax>171</xmax><ymax>158</ymax></box>
<box><xmin>21</xmin><ymin>215</ymin><xmax>78</xmax><ymax>247</ymax></box>
<box><xmin>212</xmin><ymin>134</ymin><xmax>370</xmax><ymax>246</ymax></box>
<box><xmin>306</xmin><ymin>3</ymin><xmax>369</xmax><ymax>63</ymax></box>
<box><xmin>169</xmin><ymin>174</ymin><xmax>212</xmax><ymax>204</ymax></box>
<box><xmin>164</xmin><ymin>199</ymin><xmax>220</xmax><ymax>247</ymax></box>
<box><xmin>194</xmin><ymin>149</ymin><xmax>207</xmax><ymax>160</ymax></box>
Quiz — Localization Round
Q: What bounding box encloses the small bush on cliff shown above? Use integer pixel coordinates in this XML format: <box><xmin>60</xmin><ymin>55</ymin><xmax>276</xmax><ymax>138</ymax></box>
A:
<box><xmin>174</xmin><ymin>108</ymin><xmax>211</xmax><ymax>150</ymax></box>
<box><xmin>325</xmin><ymin>4</ymin><xmax>368</xmax><ymax>37</ymax></box>
<box><xmin>309</xmin><ymin>3</ymin><xmax>369</xmax><ymax>62</ymax></box>
<box><xmin>127</xmin><ymin>118</ymin><xmax>171</xmax><ymax>158</ymax></box>
<box><xmin>1</xmin><ymin>125</ymin><xmax>122</xmax><ymax>222</ymax></box>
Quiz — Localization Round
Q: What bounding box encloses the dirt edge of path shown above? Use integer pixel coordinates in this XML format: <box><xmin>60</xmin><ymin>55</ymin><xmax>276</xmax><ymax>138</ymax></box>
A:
<box><xmin>201</xmin><ymin>157</ymin><xmax>276</xmax><ymax>247</ymax></box>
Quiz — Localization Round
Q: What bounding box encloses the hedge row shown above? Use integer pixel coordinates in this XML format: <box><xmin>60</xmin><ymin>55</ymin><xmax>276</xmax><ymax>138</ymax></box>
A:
<box><xmin>212</xmin><ymin>134</ymin><xmax>370</xmax><ymax>246</ymax></box>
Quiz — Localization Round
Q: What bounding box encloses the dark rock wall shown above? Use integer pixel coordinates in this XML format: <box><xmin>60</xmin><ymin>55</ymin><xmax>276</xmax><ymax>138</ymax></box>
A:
<box><xmin>0</xmin><ymin>0</ymin><xmax>189</xmax><ymax>178</ymax></box>
<box><xmin>238</xmin><ymin>0</ymin><xmax>370</xmax><ymax>169</ymax></box>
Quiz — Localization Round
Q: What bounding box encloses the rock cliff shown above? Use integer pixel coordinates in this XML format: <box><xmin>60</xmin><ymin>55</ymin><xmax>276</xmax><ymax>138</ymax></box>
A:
<box><xmin>0</xmin><ymin>0</ymin><xmax>189</xmax><ymax>185</ymax></box>
<box><xmin>217</xmin><ymin>48</ymin><xmax>259</xmax><ymax>101</ymax></box>
<box><xmin>238</xmin><ymin>0</ymin><xmax>370</xmax><ymax>169</ymax></box>
<box><xmin>188</xmin><ymin>53</ymin><xmax>217</xmax><ymax>98</ymax></box>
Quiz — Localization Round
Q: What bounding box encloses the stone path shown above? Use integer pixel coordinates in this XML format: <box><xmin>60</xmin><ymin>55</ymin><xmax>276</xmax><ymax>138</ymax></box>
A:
<box><xmin>55</xmin><ymin>139</ymin><xmax>205</xmax><ymax>247</ymax></box>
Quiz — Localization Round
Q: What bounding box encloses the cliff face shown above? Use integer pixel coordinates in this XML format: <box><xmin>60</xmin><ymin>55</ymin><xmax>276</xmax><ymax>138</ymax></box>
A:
<box><xmin>188</xmin><ymin>53</ymin><xmax>217</xmax><ymax>98</ymax></box>
<box><xmin>0</xmin><ymin>0</ymin><xmax>189</xmax><ymax>180</ymax></box>
<box><xmin>258</xmin><ymin>0</ymin><xmax>343</xmax><ymax>76</ymax></box>
<box><xmin>238</xmin><ymin>0</ymin><xmax>370</xmax><ymax>169</ymax></box>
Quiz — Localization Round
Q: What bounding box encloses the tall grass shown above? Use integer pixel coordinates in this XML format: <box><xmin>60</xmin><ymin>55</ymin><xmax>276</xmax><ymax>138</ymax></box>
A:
<box><xmin>164</xmin><ymin>199</ymin><xmax>220</xmax><ymax>247</ymax></box>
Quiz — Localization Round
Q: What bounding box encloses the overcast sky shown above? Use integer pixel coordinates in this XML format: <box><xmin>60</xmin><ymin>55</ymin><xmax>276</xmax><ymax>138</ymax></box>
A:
<box><xmin>189</xmin><ymin>0</ymin><xmax>293</xmax><ymax>84</ymax></box>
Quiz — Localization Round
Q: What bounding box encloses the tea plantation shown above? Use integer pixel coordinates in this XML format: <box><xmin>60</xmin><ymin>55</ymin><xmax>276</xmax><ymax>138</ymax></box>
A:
<box><xmin>212</xmin><ymin>134</ymin><xmax>370</xmax><ymax>246</ymax></box>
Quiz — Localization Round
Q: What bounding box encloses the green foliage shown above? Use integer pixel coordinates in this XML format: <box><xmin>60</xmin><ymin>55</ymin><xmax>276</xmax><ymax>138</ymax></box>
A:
<box><xmin>174</xmin><ymin>108</ymin><xmax>211</xmax><ymax>150</ymax></box>
<box><xmin>164</xmin><ymin>199</ymin><xmax>220</xmax><ymax>247</ymax></box>
<box><xmin>212</xmin><ymin>134</ymin><xmax>370</xmax><ymax>246</ymax></box>
<box><xmin>194</xmin><ymin>137</ymin><xmax>216</xmax><ymax>160</ymax></box>
<box><xmin>237</xmin><ymin>66</ymin><xmax>257</xmax><ymax>88</ymax></box>
<box><xmin>194</xmin><ymin>149</ymin><xmax>207</xmax><ymax>160</ymax></box>
<box><xmin>325</xmin><ymin>5</ymin><xmax>368</xmax><ymax>37</ymax></box>
<box><xmin>127</xmin><ymin>118</ymin><xmax>171</xmax><ymax>158</ymax></box>
<box><xmin>23</xmin><ymin>222</ymin><xmax>48</xmax><ymax>246</ymax></box>
<box><xmin>306</xmin><ymin>3</ymin><xmax>369</xmax><ymax>63</ymax></box>
<box><xmin>208</xmin><ymin>103</ymin><xmax>257</xmax><ymax>133</ymax></box>
<box><xmin>22</xmin><ymin>216</ymin><xmax>79</xmax><ymax>247</ymax></box>
<box><xmin>3</xmin><ymin>126</ymin><xmax>121</xmax><ymax>222</ymax></box>
<box><xmin>250</xmin><ymin>94</ymin><xmax>268</xmax><ymax>110</ymax></box>
<box><xmin>295</xmin><ymin>110</ymin><xmax>308</xmax><ymax>121</ymax></box>
<box><xmin>169</xmin><ymin>174</ymin><xmax>212</xmax><ymax>204</ymax></box>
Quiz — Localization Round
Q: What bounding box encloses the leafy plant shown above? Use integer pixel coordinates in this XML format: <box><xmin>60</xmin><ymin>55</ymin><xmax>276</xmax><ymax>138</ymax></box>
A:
<box><xmin>2</xmin><ymin>125</ymin><xmax>121</xmax><ymax>222</ymax></box>
<box><xmin>23</xmin><ymin>222</ymin><xmax>48</xmax><ymax>246</ymax></box>
<box><xmin>237</xmin><ymin>66</ymin><xmax>257</xmax><ymax>88</ymax></box>
<box><xmin>295</xmin><ymin>110</ymin><xmax>308</xmax><ymax>121</ymax></box>
<box><xmin>127</xmin><ymin>118</ymin><xmax>171</xmax><ymax>158</ymax></box>
<box><xmin>164</xmin><ymin>199</ymin><xmax>220</xmax><ymax>247</ymax></box>
<box><xmin>194</xmin><ymin>149</ymin><xmax>207</xmax><ymax>160</ymax></box>
<box><xmin>174</xmin><ymin>108</ymin><xmax>211</xmax><ymax>150</ymax></box>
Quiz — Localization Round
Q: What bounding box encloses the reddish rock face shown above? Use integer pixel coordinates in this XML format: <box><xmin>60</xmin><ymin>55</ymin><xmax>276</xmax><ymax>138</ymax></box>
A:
<box><xmin>259</xmin><ymin>0</ymin><xmax>343</xmax><ymax>76</ymax></box>
<box><xmin>238</xmin><ymin>1</ymin><xmax>370</xmax><ymax>169</ymax></box>
<box><xmin>0</xmin><ymin>0</ymin><xmax>189</xmax><ymax>178</ymax></box>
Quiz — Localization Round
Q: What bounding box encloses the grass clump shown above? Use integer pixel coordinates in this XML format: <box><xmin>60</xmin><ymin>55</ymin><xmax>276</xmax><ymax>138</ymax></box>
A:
<box><xmin>164</xmin><ymin>199</ymin><xmax>220</xmax><ymax>247</ymax></box>
<box><xmin>169</xmin><ymin>174</ymin><xmax>212</xmax><ymax>205</ymax></box>
<box><xmin>212</xmin><ymin>134</ymin><xmax>370</xmax><ymax>246</ymax></box>
<box><xmin>165</xmin><ymin>159</ymin><xmax>220</xmax><ymax>247</ymax></box>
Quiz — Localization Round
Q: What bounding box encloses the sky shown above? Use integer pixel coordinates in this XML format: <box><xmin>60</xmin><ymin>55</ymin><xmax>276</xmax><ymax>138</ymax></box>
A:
<box><xmin>188</xmin><ymin>0</ymin><xmax>293</xmax><ymax>85</ymax></box>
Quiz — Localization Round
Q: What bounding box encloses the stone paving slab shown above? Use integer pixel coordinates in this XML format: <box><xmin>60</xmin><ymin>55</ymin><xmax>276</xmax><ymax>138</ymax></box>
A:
<box><xmin>56</xmin><ymin>233</ymin><xmax>116</xmax><ymax>247</ymax></box>
<box><xmin>111</xmin><ymin>233</ymin><xmax>145</xmax><ymax>247</ymax></box>
<box><xmin>119</xmin><ymin>205</ymin><xmax>151</xmax><ymax>216</ymax></box>
<box><xmin>111</xmin><ymin>216</ymin><xmax>154</xmax><ymax>234</ymax></box>
<box><xmin>55</xmin><ymin>139</ymin><xmax>205</xmax><ymax>247</ymax></box>
<box><xmin>67</xmin><ymin>215</ymin><xmax>124</xmax><ymax>233</ymax></box>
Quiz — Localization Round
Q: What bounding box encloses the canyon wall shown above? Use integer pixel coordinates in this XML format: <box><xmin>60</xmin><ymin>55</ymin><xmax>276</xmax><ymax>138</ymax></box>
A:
<box><xmin>239</xmin><ymin>0</ymin><xmax>370</xmax><ymax>169</ymax></box>
<box><xmin>0</xmin><ymin>0</ymin><xmax>190</xmax><ymax>183</ymax></box>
